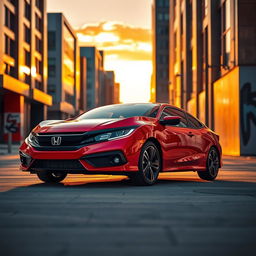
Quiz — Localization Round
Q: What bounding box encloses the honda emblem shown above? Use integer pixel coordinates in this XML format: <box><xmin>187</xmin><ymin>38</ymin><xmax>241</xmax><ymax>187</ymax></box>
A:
<box><xmin>51</xmin><ymin>136</ymin><xmax>62</xmax><ymax>146</ymax></box>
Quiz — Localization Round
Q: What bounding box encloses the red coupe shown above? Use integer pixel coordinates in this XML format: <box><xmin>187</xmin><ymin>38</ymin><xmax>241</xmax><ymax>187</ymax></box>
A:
<box><xmin>19</xmin><ymin>103</ymin><xmax>222</xmax><ymax>185</ymax></box>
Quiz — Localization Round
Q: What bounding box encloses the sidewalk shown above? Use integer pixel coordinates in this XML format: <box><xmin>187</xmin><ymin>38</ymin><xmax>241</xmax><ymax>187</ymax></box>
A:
<box><xmin>0</xmin><ymin>143</ymin><xmax>20</xmax><ymax>156</ymax></box>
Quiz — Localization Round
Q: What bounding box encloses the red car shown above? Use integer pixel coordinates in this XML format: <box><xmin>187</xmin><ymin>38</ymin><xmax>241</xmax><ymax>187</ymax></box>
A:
<box><xmin>19</xmin><ymin>103</ymin><xmax>222</xmax><ymax>185</ymax></box>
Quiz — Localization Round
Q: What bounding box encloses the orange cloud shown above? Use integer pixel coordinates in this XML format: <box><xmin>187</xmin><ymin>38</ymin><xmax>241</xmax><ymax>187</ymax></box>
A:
<box><xmin>76</xmin><ymin>21</ymin><xmax>152</xmax><ymax>61</ymax></box>
<box><xmin>76</xmin><ymin>21</ymin><xmax>152</xmax><ymax>103</ymax></box>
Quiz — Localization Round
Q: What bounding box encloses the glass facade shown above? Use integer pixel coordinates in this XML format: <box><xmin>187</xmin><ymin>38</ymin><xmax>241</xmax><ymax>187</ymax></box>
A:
<box><xmin>222</xmin><ymin>0</ymin><xmax>231</xmax><ymax>66</ymax></box>
<box><xmin>48</xmin><ymin>31</ymin><xmax>56</xmax><ymax>50</ymax></box>
<box><xmin>63</xmin><ymin>25</ymin><xmax>75</xmax><ymax>89</ymax></box>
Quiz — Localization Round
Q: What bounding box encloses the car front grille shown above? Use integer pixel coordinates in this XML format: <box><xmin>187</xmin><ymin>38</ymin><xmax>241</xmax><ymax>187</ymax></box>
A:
<box><xmin>37</xmin><ymin>132</ymin><xmax>87</xmax><ymax>146</ymax></box>
<box><xmin>30</xmin><ymin>159</ymin><xmax>85</xmax><ymax>171</ymax></box>
<box><xmin>33</xmin><ymin>132</ymin><xmax>96</xmax><ymax>151</ymax></box>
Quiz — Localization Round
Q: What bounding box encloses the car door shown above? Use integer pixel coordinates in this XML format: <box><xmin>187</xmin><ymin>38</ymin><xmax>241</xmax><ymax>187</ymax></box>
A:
<box><xmin>159</xmin><ymin>107</ymin><xmax>197</xmax><ymax>171</ymax></box>
<box><xmin>186</xmin><ymin>112</ymin><xmax>211</xmax><ymax>168</ymax></box>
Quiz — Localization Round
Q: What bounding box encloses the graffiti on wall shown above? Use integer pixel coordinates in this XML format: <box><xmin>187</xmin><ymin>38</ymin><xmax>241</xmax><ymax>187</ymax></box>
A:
<box><xmin>240</xmin><ymin>82</ymin><xmax>256</xmax><ymax>146</ymax></box>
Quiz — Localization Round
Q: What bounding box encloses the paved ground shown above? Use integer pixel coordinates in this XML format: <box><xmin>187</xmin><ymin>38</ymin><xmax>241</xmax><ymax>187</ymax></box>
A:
<box><xmin>0</xmin><ymin>155</ymin><xmax>256</xmax><ymax>256</ymax></box>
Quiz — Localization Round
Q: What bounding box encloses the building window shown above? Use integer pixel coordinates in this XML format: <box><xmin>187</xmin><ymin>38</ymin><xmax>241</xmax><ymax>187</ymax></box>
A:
<box><xmin>4</xmin><ymin>62</ymin><xmax>15</xmax><ymax>76</ymax></box>
<box><xmin>188</xmin><ymin>2</ymin><xmax>192</xmax><ymax>40</ymax></box>
<box><xmin>35</xmin><ymin>58</ymin><xmax>42</xmax><ymax>75</ymax></box>
<box><xmin>4</xmin><ymin>6</ymin><xmax>15</xmax><ymax>31</ymax></box>
<box><xmin>157</xmin><ymin>26</ymin><xmax>169</xmax><ymax>35</ymax></box>
<box><xmin>162</xmin><ymin>70</ymin><xmax>168</xmax><ymax>79</ymax></box>
<box><xmin>24</xmin><ymin>49</ymin><xmax>30</xmax><ymax>66</ymax></box>
<box><xmin>221</xmin><ymin>0</ymin><xmax>231</xmax><ymax>66</ymax></box>
<box><xmin>48</xmin><ymin>58</ymin><xmax>56</xmax><ymax>77</ymax></box>
<box><xmin>158</xmin><ymin>13</ymin><xmax>163</xmax><ymax>21</ymax></box>
<box><xmin>202</xmin><ymin>27</ymin><xmax>208</xmax><ymax>91</ymax></box>
<box><xmin>48</xmin><ymin>31</ymin><xmax>56</xmax><ymax>50</ymax></box>
<box><xmin>202</xmin><ymin>0</ymin><xmax>208</xmax><ymax>18</ymax></box>
<box><xmin>65</xmin><ymin>92</ymin><xmax>74</xmax><ymax>105</ymax></box>
<box><xmin>35</xmin><ymin>80</ymin><xmax>43</xmax><ymax>90</ymax></box>
<box><xmin>158</xmin><ymin>40</ymin><xmax>169</xmax><ymax>50</ymax></box>
<box><xmin>173</xmin><ymin>0</ymin><xmax>177</xmax><ymax>21</ymax></box>
<box><xmin>181</xmin><ymin>13</ymin><xmax>184</xmax><ymax>35</ymax></box>
<box><xmin>158</xmin><ymin>0</ymin><xmax>164</xmax><ymax>7</ymax></box>
<box><xmin>180</xmin><ymin>13</ymin><xmax>184</xmax><ymax>54</ymax></box>
<box><xmin>24</xmin><ymin>1</ymin><xmax>31</xmax><ymax>20</ymax></box>
<box><xmin>174</xmin><ymin>31</ymin><xmax>177</xmax><ymax>63</ymax></box>
<box><xmin>24</xmin><ymin>25</ymin><xmax>30</xmax><ymax>43</ymax></box>
<box><xmin>4</xmin><ymin>35</ymin><xmax>15</xmax><ymax>58</ymax></box>
<box><xmin>35</xmin><ymin>13</ymin><xmax>42</xmax><ymax>32</ymax></box>
<box><xmin>7</xmin><ymin>0</ymin><xmax>15</xmax><ymax>5</ymax></box>
<box><xmin>35</xmin><ymin>36</ymin><xmax>42</xmax><ymax>52</ymax></box>
<box><xmin>24</xmin><ymin>74</ymin><xmax>30</xmax><ymax>84</ymax></box>
<box><xmin>35</xmin><ymin>0</ymin><xmax>43</xmax><ymax>10</ymax></box>
<box><xmin>48</xmin><ymin>84</ymin><xmax>55</xmax><ymax>94</ymax></box>
<box><xmin>158</xmin><ymin>55</ymin><xmax>168</xmax><ymax>65</ymax></box>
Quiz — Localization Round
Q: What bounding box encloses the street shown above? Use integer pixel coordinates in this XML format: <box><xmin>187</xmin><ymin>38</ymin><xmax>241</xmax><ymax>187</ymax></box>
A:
<box><xmin>0</xmin><ymin>155</ymin><xmax>256</xmax><ymax>256</ymax></box>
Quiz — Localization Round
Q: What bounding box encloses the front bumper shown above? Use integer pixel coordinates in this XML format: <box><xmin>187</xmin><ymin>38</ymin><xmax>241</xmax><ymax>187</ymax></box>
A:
<box><xmin>19</xmin><ymin>135</ymin><xmax>145</xmax><ymax>174</ymax></box>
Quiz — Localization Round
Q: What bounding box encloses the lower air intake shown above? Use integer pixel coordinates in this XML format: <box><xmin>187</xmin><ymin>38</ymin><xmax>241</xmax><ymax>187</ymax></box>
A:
<box><xmin>30</xmin><ymin>159</ymin><xmax>85</xmax><ymax>171</ymax></box>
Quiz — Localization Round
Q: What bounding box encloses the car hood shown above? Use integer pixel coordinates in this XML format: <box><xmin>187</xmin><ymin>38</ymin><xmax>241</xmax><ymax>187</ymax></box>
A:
<box><xmin>33</xmin><ymin>117</ymin><xmax>155</xmax><ymax>134</ymax></box>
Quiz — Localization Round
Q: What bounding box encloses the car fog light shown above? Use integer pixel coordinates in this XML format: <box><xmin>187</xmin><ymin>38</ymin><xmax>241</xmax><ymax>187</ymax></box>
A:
<box><xmin>113</xmin><ymin>156</ymin><xmax>120</xmax><ymax>164</ymax></box>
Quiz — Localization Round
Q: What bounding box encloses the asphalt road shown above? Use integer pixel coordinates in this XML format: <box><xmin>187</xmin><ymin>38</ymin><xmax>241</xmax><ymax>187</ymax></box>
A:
<box><xmin>0</xmin><ymin>155</ymin><xmax>256</xmax><ymax>256</ymax></box>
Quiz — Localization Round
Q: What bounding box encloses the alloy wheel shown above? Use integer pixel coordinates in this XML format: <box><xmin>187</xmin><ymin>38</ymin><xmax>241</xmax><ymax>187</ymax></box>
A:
<box><xmin>207</xmin><ymin>149</ymin><xmax>219</xmax><ymax>177</ymax></box>
<box><xmin>197</xmin><ymin>147</ymin><xmax>220</xmax><ymax>181</ymax></box>
<box><xmin>141</xmin><ymin>144</ymin><xmax>160</xmax><ymax>183</ymax></box>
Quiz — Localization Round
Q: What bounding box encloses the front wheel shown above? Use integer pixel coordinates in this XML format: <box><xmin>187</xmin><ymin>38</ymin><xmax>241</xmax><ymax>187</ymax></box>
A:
<box><xmin>36</xmin><ymin>171</ymin><xmax>67</xmax><ymax>183</ymax></box>
<box><xmin>197</xmin><ymin>147</ymin><xmax>220</xmax><ymax>181</ymax></box>
<box><xmin>132</xmin><ymin>141</ymin><xmax>161</xmax><ymax>185</ymax></box>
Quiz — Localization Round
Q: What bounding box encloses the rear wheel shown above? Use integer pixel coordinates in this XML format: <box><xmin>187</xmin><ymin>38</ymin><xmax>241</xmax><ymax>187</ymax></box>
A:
<box><xmin>36</xmin><ymin>171</ymin><xmax>67</xmax><ymax>183</ymax></box>
<box><xmin>131</xmin><ymin>141</ymin><xmax>161</xmax><ymax>185</ymax></box>
<box><xmin>197</xmin><ymin>147</ymin><xmax>220</xmax><ymax>181</ymax></box>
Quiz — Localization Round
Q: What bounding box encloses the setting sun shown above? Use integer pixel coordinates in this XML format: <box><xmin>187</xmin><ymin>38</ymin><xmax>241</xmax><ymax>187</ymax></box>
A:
<box><xmin>76</xmin><ymin>21</ymin><xmax>152</xmax><ymax>103</ymax></box>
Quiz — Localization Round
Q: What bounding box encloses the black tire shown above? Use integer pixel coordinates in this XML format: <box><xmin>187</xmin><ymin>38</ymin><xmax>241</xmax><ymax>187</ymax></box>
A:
<box><xmin>36</xmin><ymin>171</ymin><xmax>67</xmax><ymax>183</ymax></box>
<box><xmin>132</xmin><ymin>141</ymin><xmax>161</xmax><ymax>185</ymax></box>
<box><xmin>197</xmin><ymin>147</ymin><xmax>220</xmax><ymax>181</ymax></box>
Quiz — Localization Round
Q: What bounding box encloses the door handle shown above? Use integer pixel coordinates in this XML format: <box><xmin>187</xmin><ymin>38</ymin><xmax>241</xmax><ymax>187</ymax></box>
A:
<box><xmin>187</xmin><ymin>132</ymin><xmax>194</xmax><ymax>137</ymax></box>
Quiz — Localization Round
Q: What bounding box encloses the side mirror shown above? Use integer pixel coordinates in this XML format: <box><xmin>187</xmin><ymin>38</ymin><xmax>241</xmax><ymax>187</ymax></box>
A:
<box><xmin>159</xmin><ymin>116</ymin><xmax>181</xmax><ymax>126</ymax></box>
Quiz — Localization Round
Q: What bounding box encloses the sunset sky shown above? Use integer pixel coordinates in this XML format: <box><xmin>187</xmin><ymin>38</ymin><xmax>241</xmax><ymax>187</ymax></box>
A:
<box><xmin>47</xmin><ymin>0</ymin><xmax>153</xmax><ymax>103</ymax></box>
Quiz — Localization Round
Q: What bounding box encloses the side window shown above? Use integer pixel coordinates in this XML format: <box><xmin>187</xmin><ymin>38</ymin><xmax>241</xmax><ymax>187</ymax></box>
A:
<box><xmin>160</xmin><ymin>107</ymin><xmax>188</xmax><ymax>127</ymax></box>
<box><xmin>160</xmin><ymin>107</ymin><xmax>173</xmax><ymax>119</ymax></box>
<box><xmin>186</xmin><ymin>113</ymin><xmax>204</xmax><ymax>129</ymax></box>
<box><xmin>147</xmin><ymin>106</ymin><xmax>160</xmax><ymax>118</ymax></box>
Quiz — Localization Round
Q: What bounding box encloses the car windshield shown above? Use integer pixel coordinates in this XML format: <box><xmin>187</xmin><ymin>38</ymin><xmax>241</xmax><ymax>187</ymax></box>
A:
<box><xmin>77</xmin><ymin>104</ymin><xmax>160</xmax><ymax>119</ymax></box>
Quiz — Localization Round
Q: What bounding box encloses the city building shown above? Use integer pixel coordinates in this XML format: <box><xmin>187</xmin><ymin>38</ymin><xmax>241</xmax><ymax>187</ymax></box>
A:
<box><xmin>99</xmin><ymin>50</ymin><xmax>105</xmax><ymax>106</ymax></box>
<box><xmin>104</xmin><ymin>71</ymin><xmax>115</xmax><ymax>105</ymax></box>
<box><xmin>169</xmin><ymin>0</ymin><xmax>256</xmax><ymax>156</ymax></box>
<box><xmin>47</xmin><ymin>13</ymin><xmax>80</xmax><ymax>119</ymax></box>
<box><xmin>151</xmin><ymin>0</ymin><xmax>170</xmax><ymax>103</ymax></box>
<box><xmin>80</xmin><ymin>47</ymin><xmax>104</xmax><ymax>110</ymax></box>
<box><xmin>114</xmin><ymin>82</ymin><xmax>120</xmax><ymax>104</ymax></box>
<box><xmin>0</xmin><ymin>0</ymin><xmax>52</xmax><ymax>143</ymax></box>
<box><xmin>80</xmin><ymin>55</ymin><xmax>87</xmax><ymax>112</ymax></box>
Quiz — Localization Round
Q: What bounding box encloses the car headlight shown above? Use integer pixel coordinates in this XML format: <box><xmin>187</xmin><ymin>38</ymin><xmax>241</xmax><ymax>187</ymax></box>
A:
<box><xmin>81</xmin><ymin>128</ymin><xmax>136</xmax><ymax>144</ymax></box>
<box><xmin>25</xmin><ymin>132</ymin><xmax>39</xmax><ymax>146</ymax></box>
<box><xmin>94</xmin><ymin>128</ymin><xmax>135</xmax><ymax>142</ymax></box>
